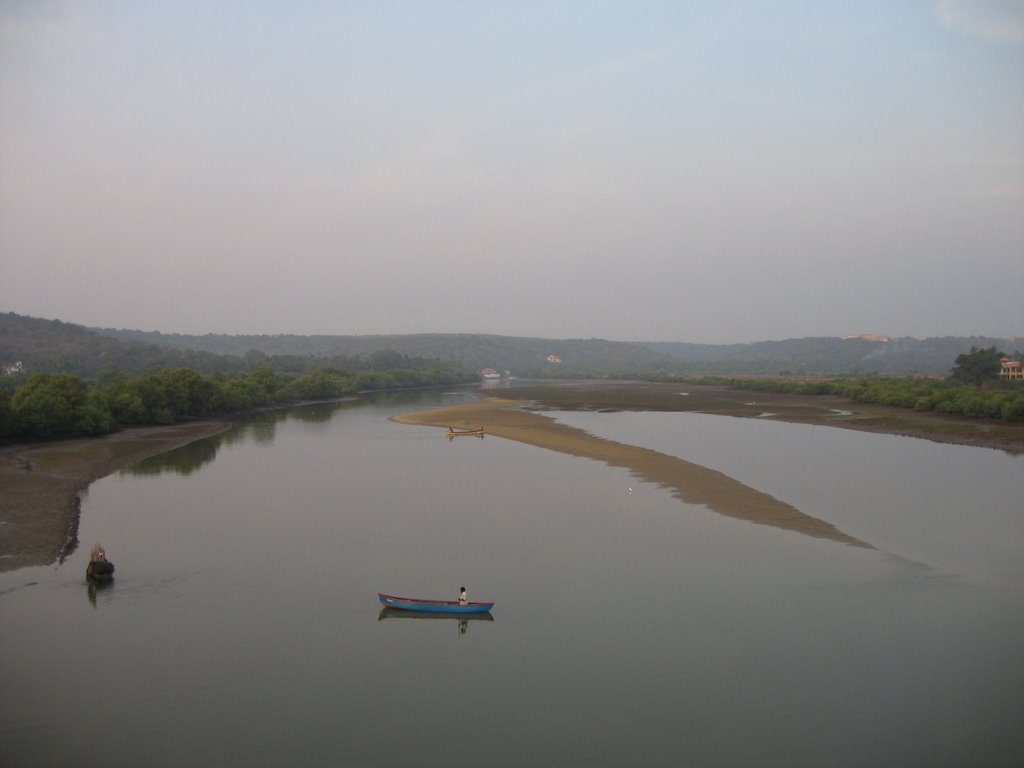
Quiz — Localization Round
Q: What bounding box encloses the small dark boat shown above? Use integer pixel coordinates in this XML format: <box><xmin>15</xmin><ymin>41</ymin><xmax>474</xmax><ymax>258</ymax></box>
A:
<box><xmin>86</xmin><ymin>543</ymin><xmax>115</xmax><ymax>582</ymax></box>
<box><xmin>378</xmin><ymin>593</ymin><xmax>494</xmax><ymax>614</ymax></box>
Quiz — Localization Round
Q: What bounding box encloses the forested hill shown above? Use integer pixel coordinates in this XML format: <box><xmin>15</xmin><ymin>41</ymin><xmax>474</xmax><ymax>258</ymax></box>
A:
<box><xmin>91</xmin><ymin>327</ymin><xmax>664</xmax><ymax>377</ymax></box>
<box><xmin>2</xmin><ymin>313</ymin><xmax>1019</xmax><ymax>378</ymax></box>
<box><xmin>94</xmin><ymin>321</ymin><xmax>1018</xmax><ymax>376</ymax></box>
<box><xmin>644</xmin><ymin>336</ymin><xmax>1023</xmax><ymax>376</ymax></box>
<box><xmin>0</xmin><ymin>313</ymin><xmax>233</xmax><ymax>376</ymax></box>
<box><xmin>0</xmin><ymin>313</ymin><xmax>467</xmax><ymax>378</ymax></box>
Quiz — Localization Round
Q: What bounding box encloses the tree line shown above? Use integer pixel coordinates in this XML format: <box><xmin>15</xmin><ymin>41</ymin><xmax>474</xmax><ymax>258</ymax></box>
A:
<box><xmin>682</xmin><ymin>376</ymin><xmax>1024</xmax><ymax>421</ymax></box>
<box><xmin>0</xmin><ymin>365</ymin><xmax>477</xmax><ymax>440</ymax></box>
<box><xmin>644</xmin><ymin>347</ymin><xmax>1024</xmax><ymax>422</ymax></box>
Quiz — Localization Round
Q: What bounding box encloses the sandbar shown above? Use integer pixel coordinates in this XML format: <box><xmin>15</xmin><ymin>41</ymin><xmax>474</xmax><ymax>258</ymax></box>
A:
<box><xmin>393</xmin><ymin>397</ymin><xmax>871</xmax><ymax>548</ymax></box>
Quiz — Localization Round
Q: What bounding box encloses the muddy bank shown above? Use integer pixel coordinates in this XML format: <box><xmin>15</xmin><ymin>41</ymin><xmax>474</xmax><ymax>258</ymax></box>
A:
<box><xmin>0</xmin><ymin>421</ymin><xmax>231</xmax><ymax>572</ymax></box>
<box><xmin>485</xmin><ymin>381</ymin><xmax>1024</xmax><ymax>454</ymax></box>
<box><xmin>393</xmin><ymin>397</ymin><xmax>872</xmax><ymax>548</ymax></box>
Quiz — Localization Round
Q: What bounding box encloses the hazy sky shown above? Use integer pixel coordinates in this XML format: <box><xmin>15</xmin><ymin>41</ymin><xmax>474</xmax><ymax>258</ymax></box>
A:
<box><xmin>1</xmin><ymin>1</ymin><xmax>1022</xmax><ymax>343</ymax></box>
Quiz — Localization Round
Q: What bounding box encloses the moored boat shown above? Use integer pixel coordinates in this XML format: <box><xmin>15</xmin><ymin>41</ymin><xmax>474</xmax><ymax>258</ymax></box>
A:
<box><xmin>446</xmin><ymin>426</ymin><xmax>484</xmax><ymax>437</ymax></box>
<box><xmin>377</xmin><ymin>592</ymin><xmax>495</xmax><ymax>614</ymax></box>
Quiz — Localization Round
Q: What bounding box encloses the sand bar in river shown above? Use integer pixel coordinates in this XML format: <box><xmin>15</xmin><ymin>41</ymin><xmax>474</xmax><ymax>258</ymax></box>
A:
<box><xmin>393</xmin><ymin>397</ymin><xmax>871</xmax><ymax>548</ymax></box>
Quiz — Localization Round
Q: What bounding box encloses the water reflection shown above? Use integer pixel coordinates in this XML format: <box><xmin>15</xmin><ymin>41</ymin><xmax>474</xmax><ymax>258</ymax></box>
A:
<box><xmin>378</xmin><ymin>607</ymin><xmax>494</xmax><ymax>635</ymax></box>
<box><xmin>125</xmin><ymin>401</ymin><xmax>358</xmax><ymax>477</ymax></box>
<box><xmin>126</xmin><ymin>437</ymin><xmax>221</xmax><ymax>477</ymax></box>
<box><xmin>374</xmin><ymin>389</ymin><xmax>478</xmax><ymax>408</ymax></box>
<box><xmin>4</xmin><ymin>388</ymin><xmax>1021</xmax><ymax>767</ymax></box>
<box><xmin>446</xmin><ymin>430</ymin><xmax>485</xmax><ymax>441</ymax></box>
<box><xmin>287</xmin><ymin>400</ymin><xmax>355</xmax><ymax>424</ymax></box>
<box><xmin>86</xmin><ymin>579</ymin><xmax>113</xmax><ymax>608</ymax></box>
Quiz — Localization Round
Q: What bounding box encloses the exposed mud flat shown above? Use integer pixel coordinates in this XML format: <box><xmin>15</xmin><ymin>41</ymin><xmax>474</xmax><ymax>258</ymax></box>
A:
<box><xmin>0</xmin><ymin>421</ymin><xmax>231</xmax><ymax>572</ymax></box>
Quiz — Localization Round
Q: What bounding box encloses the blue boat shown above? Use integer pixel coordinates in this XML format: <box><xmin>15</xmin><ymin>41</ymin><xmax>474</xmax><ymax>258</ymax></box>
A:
<box><xmin>377</xmin><ymin>592</ymin><xmax>495</xmax><ymax>614</ymax></box>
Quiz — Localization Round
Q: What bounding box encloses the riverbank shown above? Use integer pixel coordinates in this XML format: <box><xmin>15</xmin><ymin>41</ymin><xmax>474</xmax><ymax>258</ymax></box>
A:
<box><xmin>0</xmin><ymin>421</ymin><xmax>231</xmax><ymax>572</ymax></box>
<box><xmin>477</xmin><ymin>381</ymin><xmax>1024</xmax><ymax>454</ymax></box>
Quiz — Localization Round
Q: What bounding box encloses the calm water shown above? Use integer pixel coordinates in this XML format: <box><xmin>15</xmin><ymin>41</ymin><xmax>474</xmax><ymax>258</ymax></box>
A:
<box><xmin>2</xmin><ymin>390</ymin><xmax>1022</xmax><ymax>767</ymax></box>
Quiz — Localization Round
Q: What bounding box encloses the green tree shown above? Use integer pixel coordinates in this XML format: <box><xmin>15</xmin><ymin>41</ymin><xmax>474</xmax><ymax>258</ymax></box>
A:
<box><xmin>159</xmin><ymin>368</ymin><xmax>217</xmax><ymax>418</ymax></box>
<box><xmin>1001</xmin><ymin>394</ymin><xmax>1024</xmax><ymax>422</ymax></box>
<box><xmin>10</xmin><ymin>373</ymin><xmax>111</xmax><ymax>436</ymax></box>
<box><xmin>76</xmin><ymin>391</ymin><xmax>114</xmax><ymax>434</ymax></box>
<box><xmin>0</xmin><ymin>387</ymin><xmax>12</xmax><ymax>437</ymax></box>
<box><xmin>950</xmin><ymin>346</ymin><xmax>1006</xmax><ymax>385</ymax></box>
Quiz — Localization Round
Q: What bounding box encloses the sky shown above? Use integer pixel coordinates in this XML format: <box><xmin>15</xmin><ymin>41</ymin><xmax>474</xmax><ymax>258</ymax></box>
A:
<box><xmin>1</xmin><ymin>1</ymin><xmax>1022</xmax><ymax>343</ymax></box>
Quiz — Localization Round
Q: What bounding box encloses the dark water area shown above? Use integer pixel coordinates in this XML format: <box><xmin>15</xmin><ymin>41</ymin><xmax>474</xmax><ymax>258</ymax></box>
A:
<box><xmin>2</xmin><ymin>389</ymin><xmax>1022</xmax><ymax>767</ymax></box>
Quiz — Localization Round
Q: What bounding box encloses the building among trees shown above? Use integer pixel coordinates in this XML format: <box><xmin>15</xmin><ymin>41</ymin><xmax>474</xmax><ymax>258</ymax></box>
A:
<box><xmin>1000</xmin><ymin>358</ymin><xmax>1023</xmax><ymax>381</ymax></box>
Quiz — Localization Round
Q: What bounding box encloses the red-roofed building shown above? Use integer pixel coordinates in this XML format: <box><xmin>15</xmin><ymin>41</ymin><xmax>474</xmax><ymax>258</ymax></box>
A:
<box><xmin>999</xmin><ymin>358</ymin><xmax>1023</xmax><ymax>380</ymax></box>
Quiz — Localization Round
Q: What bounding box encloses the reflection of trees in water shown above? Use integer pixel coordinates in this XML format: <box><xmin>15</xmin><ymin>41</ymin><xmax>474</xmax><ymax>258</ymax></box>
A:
<box><xmin>369</xmin><ymin>390</ymin><xmax>445</xmax><ymax>409</ymax></box>
<box><xmin>125</xmin><ymin>400</ymin><xmax>357</xmax><ymax>477</ymax></box>
<box><xmin>127</xmin><ymin>438</ymin><xmax>221</xmax><ymax>477</ymax></box>
<box><xmin>288</xmin><ymin>400</ymin><xmax>354</xmax><ymax>427</ymax></box>
<box><xmin>232</xmin><ymin>417</ymin><xmax>277</xmax><ymax>445</ymax></box>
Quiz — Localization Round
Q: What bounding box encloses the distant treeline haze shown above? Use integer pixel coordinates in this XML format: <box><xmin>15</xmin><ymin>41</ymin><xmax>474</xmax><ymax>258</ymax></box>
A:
<box><xmin>647</xmin><ymin>346</ymin><xmax>1024</xmax><ymax>422</ymax></box>
<box><xmin>2</xmin><ymin>313</ymin><xmax>1020</xmax><ymax>378</ymax></box>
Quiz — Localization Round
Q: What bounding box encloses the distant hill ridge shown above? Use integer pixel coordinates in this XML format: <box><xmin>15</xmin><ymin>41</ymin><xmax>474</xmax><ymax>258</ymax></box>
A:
<box><xmin>1</xmin><ymin>312</ymin><xmax>1020</xmax><ymax>378</ymax></box>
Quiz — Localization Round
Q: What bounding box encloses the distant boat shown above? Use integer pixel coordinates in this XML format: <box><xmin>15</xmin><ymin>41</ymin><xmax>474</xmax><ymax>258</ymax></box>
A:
<box><xmin>377</xmin><ymin>593</ymin><xmax>495</xmax><ymax>614</ymax></box>
<box><xmin>480</xmin><ymin>368</ymin><xmax>500</xmax><ymax>380</ymax></box>
<box><xmin>447</xmin><ymin>427</ymin><xmax>484</xmax><ymax>438</ymax></box>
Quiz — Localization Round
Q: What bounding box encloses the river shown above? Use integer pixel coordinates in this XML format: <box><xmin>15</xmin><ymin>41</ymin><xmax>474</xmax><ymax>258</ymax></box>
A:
<box><xmin>1</xmin><ymin>389</ymin><xmax>1021</xmax><ymax>767</ymax></box>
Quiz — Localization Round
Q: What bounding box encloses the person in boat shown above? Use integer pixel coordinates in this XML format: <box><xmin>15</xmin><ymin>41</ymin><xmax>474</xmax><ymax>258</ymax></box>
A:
<box><xmin>458</xmin><ymin>587</ymin><xmax>467</xmax><ymax>605</ymax></box>
<box><xmin>86</xmin><ymin>543</ymin><xmax>115</xmax><ymax>581</ymax></box>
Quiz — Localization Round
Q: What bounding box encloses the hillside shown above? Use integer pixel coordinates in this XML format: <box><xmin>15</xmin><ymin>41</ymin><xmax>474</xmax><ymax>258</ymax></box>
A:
<box><xmin>92</xmin><ymin>328</ymin><xmax>665</xmax><ymax>377</ymax></box>
<box><xmin>94</xmin><ymin>323</ymin><xmax>1019</xmax><ymax>376</ymax></box>
<box><xmin>2</xmin><ymin>312</ymin><xmax>1020</xmax><ymax>379</ymax></box>
<box><xmin>644</xmin><ymin>336</ymin><xmax>1023</xmax><ymax>375</ymax></box>
<box><xmin>0</xmin><ymin>314</ymin><xmax>468</xmax><ymax>379</ymax></box>
<box><xmin>0</xmin><ymin>313</ymin><xmax>236</xmax><ymax>377</ymax></box>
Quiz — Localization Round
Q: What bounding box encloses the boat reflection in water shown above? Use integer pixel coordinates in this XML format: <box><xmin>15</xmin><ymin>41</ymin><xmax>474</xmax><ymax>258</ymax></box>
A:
<box><xmin>378</xmin><ymin>607</ymin><xmax>495</xmax><ymax>636</ymax></box>
<box><xmin>86</xmin><ymin>579</ymin><xmax>113</xmax><ymax>608</ymax></box>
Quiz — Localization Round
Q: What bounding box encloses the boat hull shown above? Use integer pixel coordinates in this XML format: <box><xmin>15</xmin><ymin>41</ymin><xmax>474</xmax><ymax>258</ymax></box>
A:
<box><xmin>86</xmin><ymin>560</ymin><xmax>115</xmax><ymax>582</ymax></box>
<box><xmin>378</xmin><ymin>593</ymin><xmax>494</xmax><ymax>614</ymax></box>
